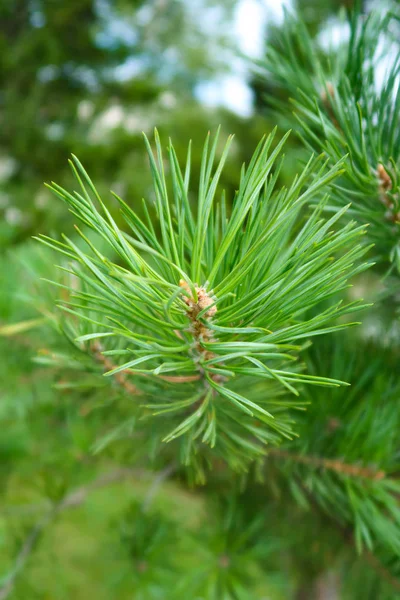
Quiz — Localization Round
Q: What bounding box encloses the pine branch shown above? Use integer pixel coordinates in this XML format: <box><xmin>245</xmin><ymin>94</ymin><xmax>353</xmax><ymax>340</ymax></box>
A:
<box><xmin>268</xmin><ymin>448</ymin><xmax>386</xmax><ymax>481</ymax></box>
<box><xmin>259</xmin><ymin>7</ymin><xmax>400</xmax><ymax>270</ymax></box>
<box><xmin>270</xmin><ymin>335</ymin><xmax>400</xmax><ymax>569</ymax></box>
<box><xmin>296</xmin><ymin>476</ymin><xmax>400</xmax><ymax>594</ymax></box>
<box><xmin>0</xmin><ymin>466</ymin><xmax>174</xmax><ymax>599</ymax></box>
<box><xmin>0</xmin><ymin>519</ymin><xmax>46</xmax><ymax>600</ymax></box>
<box><xmin>34</xmin><ymin>130</ymin><xmax>370</xmax><ymax>472</ymax></box>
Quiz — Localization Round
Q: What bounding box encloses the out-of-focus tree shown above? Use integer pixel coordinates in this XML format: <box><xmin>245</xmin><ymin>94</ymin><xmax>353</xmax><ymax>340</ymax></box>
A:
<box><xmin>0</xmin><ymin>0</ymin><xmax>261</xmax><ymax>246</ymax></box>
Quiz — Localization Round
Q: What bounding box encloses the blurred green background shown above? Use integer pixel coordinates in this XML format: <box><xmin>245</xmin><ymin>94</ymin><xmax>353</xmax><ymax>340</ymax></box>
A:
<box><xmin>0</xmin><ymin>1</ymin><xmax>359</xmax><ymax>598</ymax></box>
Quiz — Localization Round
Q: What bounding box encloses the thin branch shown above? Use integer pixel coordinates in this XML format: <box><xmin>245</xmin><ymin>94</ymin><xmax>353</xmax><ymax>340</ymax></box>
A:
<box><xmin>93</xmin><ymin>342</ymin><xmax>201</xmax><ymax>386</ymax></box>
<box><xmin>56</xmin><ymin>468</ymin><xmax>146</xmax><ymax>509</ymax></box>
<box><xmin>0</xmin><ymin>466</ymin><xmax>172</xmax><ymax>600</ymax></box>
<box><xmin>0</xmin><ymin>515</ymin><xmax>51</xmax><ymax>600</ymax></box>
<box><xmin>268</xmin><ymin>448</ymin><xmax>386</xmax><ymax>481</ymax></box>
<box><xmin>125</xmin><ymin>370</ymin><xmax>201</xmax><ymax>383</ymax></box>
<box><xmin>92</xmin><ymin>341</ymin><xmax>141</xmax><ymax>395</ymax></box>
<box><xmin>142</xmin><ymin>463</ymin><xmax>176</xmax><ymax>512</ymax></box>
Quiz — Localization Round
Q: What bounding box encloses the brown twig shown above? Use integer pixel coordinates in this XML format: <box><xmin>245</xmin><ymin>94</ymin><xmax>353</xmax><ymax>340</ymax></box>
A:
<box><xmin>125</xmin><ymin>370</ymin><xmax>201</xmax><ymax>383</ymax></box>
<box><xmin>92</xmin><ymin>341</ymin><xmax>201</xmax><ymax>387</ymax></box>
<box><xmin>268</xmin><ymin>448</ymin><xmax>386</xmax><ymax>481</ymax></box>
<box><xmin>92</xmin><ymin>341</ymin><xmax>141</xmax><ymax>395</ymax></box>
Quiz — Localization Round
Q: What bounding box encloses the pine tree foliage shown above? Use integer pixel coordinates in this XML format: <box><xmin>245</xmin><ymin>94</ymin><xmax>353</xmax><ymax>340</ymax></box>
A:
<box><xmin>267</xmin><ymin>335</ymin><xmax>400</xmax><ymax>565</ymax></box>
<box><xmin>3</xmin><ymin>4</ymin><xmax>400</xmax><ymax>599</ymax></box>
<box><xmin>35</xmin><ymin>129</ymin><xmax>369</xmax><ymax>475</ymax></box>
<box><xmin>246</xmin><ymin>4</ymin><xmax>400</xmax><ymax>593</ymax></box>
<box><xmin>260</xmin><ymin>7</ymin><xmax>400</xmax><ymax>270</ymax></box>
<box><xmin>115</xmin><ymin>495</ymin><xmax>281</xmax><ymax>600</ymax></box>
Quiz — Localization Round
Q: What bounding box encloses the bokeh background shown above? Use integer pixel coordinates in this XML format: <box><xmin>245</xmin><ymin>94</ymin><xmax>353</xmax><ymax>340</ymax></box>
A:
<box><xmin>0</xmin><ymin>1</ymin><xmax>369</xmax><ymax>598</ymax></box>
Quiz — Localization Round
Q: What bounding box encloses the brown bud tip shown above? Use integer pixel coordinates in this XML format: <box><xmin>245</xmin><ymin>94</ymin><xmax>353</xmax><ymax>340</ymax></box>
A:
<box><xmin>179</xmin><ymin>279</ymin><xmax>191</xmax><ymax>293</ymax></box>
<box><xmin>219</xmin><ymin>555</ymin><xmax>230</xmax><ymax>568</ymax></box>
<box><xmin>137</xmin><ymin>560</ymin><xmax>148</xmax><ymax>573</ymax></box>
<box><xmin>377</xmin><ymin>163</ymin><xmax>392</xmax><ymax>191</ymax></box>
<box><xmin>321</xmin><ymin>81</ymin><xmax>335</xmax><ymax>103</ymax></box>
<box><xmin>196</xmin><ymin>288</ymin><xmax>217</xmax><ymax>317</ymax></box>
<box><xmin>328</xmin><ymin>417</ymin><xmax>341</xmax><ymax>431</ymax></box>
<box><xmin>179</xmin><ymin>282</ymin><xmax>217</xmax><ymax>318</ymax></box>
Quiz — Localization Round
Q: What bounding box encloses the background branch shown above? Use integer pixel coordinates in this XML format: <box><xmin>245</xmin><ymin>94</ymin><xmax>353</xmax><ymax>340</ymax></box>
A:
<box><xmin>268</xmin><ymin>448</ymin><xmax>386</xmax><ymax>481</ymax></box>
<box><xmin>0</xmin><ymin>466</ymin><xmax>175</xmax><ymax>600</ymax></box>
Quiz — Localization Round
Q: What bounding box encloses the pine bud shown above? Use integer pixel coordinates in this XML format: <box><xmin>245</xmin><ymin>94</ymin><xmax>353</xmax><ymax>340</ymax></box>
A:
<box><xmin>321</xmin><ymin>81</ymin><xmax>335</xmax><ymax>104</ymax></box>
<box><xmin>377</xmin><ymin>163</ymin><xmax>392</xmax><ymax>191</ymax></box>
<box><xmin>179</xmin><ymin>280</ymin><xmax>217</xmax><ymax>319</ymax></box>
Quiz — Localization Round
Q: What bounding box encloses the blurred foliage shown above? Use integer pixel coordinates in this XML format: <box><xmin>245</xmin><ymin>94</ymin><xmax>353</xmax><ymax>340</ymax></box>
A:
<box><xmin>0</xmin><ymin>0</ymin><xmax>265</xmax><ymax>247</ymax></box>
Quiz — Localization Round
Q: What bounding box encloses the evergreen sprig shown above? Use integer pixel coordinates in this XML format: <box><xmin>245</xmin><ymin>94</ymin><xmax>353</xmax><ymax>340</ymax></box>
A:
<box><xmin>260</xmin><ymin>7</ymin><xmax>400</xmax><ymax>270</ymax></box>
<box><xmin>36</xmin><ymin>129</ymin><xmax>369</xmax><ymax>473</ymax></box>
<box><xmin>264</xmin><ymin>334</ymin><xmax>400</xmax><ymax>587</ymax></box>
